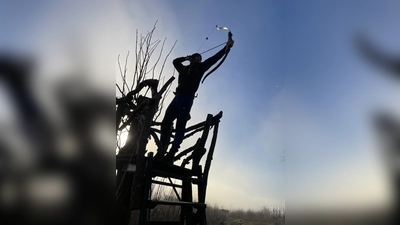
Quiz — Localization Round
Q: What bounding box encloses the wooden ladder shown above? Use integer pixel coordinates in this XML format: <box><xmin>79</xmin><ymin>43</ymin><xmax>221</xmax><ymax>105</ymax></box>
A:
<box><xmin>139</xmin><ymin>152</ymin><xmax>207</xmax><ymax>225</ymax></box>
<box><xmin>140</xmin><ymin>112</ymin><xmax>222</xmax><ymax>225</ymax></box>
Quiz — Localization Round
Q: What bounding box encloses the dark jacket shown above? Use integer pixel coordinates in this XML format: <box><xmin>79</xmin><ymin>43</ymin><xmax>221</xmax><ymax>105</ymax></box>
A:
<box><xmin>173</xmin><ymin>47</ymin><xmax>227</xmax><ymax>96</ymax></box>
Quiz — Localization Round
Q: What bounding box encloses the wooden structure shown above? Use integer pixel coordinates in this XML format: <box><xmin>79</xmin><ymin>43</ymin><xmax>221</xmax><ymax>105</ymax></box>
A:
<box><xmin>117</xmin><ymin>112</ymin><xmax>222</xmax><ymax>225</ymax></box>
<box><xmin>116</xmin><ymin>77</ymin><xmax>223</xmax><ymax>225</ymax></box>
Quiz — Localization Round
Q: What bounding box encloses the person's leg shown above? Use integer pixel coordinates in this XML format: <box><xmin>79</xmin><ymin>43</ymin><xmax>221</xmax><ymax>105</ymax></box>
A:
<box><xmin>159</xmin><ymin>97</ymin><xmax>178</xmax><ymax>155</ymax></box>
<box><xmin>165</xmin><ymin>96</ymin><xmax>193</xmax><ymax>161</ymax></box>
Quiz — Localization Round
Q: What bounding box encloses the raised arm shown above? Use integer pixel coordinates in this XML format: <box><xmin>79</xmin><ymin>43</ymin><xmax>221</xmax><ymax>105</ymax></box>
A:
<box><xmin>201</xmin><ymin>38</ymin><xmax>234</xmax><ymax>72</ymax></box>
<box><xmin>173</xmin><ymin>57</ymin><xmax>187</xmax><ymax>72</ymax></box>
<box><xmin>201</xmin><ymin>47</ymin><xmax>227</xmax><ymax>72</ymax></box>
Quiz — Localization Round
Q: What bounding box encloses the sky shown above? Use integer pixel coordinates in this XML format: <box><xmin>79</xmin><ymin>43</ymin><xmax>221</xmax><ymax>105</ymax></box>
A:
<box><xmin>1</xmin><ymin>0</ymin><xmax>400</xmax><ymax>216</ymax></box>
<box><xmin>121</xmin><ymin>0</ymin><xmax>400</xmax><ymax>213</ymax></box>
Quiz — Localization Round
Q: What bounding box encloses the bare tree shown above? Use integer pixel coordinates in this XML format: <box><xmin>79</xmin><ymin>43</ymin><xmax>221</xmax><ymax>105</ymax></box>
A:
<box><xmin>115</xmin><ymin>22</ymin><xmax>177</xmax><ymax>225</ymax></box>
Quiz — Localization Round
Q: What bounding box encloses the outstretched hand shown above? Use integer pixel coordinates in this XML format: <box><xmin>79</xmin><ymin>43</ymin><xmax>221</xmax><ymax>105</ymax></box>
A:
<box><xmin>226</xmin><ymin>39</ymin><xmax>234</xmax><ymax>48</ymax></box>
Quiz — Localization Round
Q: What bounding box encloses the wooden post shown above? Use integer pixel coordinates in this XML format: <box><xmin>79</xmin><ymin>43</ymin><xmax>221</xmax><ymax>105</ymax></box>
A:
<box><xmin>192</xmin><ymin>114</ymin><xmax>213</xmax><ymax>172</ymax></box>
<box><xmin>181</xmin><ymin>177</ymin><xmax>193</xmax><ymax>224</ymax></box>
<box><xmin>139</xmin><ymin>152</ymin><xmax>154</xmax><ymax>225</ymax></box>
<box><xmin>202</xmin><ymin>121</ymin><xmax>220</xmax><ymax>202</ymax></box>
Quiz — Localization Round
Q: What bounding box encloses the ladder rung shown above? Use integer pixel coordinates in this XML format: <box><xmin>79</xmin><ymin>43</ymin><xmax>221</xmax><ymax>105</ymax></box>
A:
<box><xmin>152</xmin><ymin>169</ymin><xmax>192</xmax><ymax>180</ymax></box>
<box><xmin>148</xmin><ymin>200</ymin><xmax>206</xmax><ymax>209</ymax></box>
<box><xmin>152</xmin><ymin>179</ymin><xmax>182</xmax><ymax>188</ymax></box>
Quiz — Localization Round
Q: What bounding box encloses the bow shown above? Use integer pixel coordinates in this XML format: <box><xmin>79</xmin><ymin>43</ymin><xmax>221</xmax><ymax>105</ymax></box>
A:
<box><xmin>201</xmin><ymin>26</ymin><xmax>233</xmax><ymax>83</ymax></box>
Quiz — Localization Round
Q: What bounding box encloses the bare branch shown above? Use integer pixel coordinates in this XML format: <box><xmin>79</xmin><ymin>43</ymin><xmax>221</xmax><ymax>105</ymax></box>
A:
<box><xmin>124</xmin><ymin>51</ymin><xmax>130</xmax><ymax>91</ymax></box>
<box><xmin>118</xmin><ymin>55</ymin><xmax>126</xmax><ymax>93</ymax></box>
<box><xmin>116</xmin><ymin>84</ymin><xmax>124</xmax><ymax>97</ymax></box>
<box><xmin>157</xmin><ymin>76</ymin><xmax>175</xmax><ymax>98</ymax></box>
<box><xmin>132</xmin><ymin>29</ymin><xmax>139</xmax><ymax>90</ymax></box>
<box><xmin>158</xmin><ymin>40</ymin><xmax>177</xmax><ymax>81</ymax></box>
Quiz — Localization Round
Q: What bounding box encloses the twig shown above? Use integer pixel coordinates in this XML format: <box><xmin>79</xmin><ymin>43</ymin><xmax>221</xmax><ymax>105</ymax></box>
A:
<box><xmin>158</xmin><ymin>40</ymin><xmax>177</xmax><ymax>81</ymax></box>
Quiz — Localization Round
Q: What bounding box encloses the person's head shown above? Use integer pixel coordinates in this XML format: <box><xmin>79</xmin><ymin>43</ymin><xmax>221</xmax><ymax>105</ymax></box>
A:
<box><xmin>190</xmin><ymin>53</ymin><xmax>202</xmax><ymax>64</ymax></box>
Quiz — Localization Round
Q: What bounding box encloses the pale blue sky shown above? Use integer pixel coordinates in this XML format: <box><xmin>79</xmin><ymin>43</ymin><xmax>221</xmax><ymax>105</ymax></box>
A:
<box><xmin>123</xmin><ymin>0</ymin><xmax>400</xmax><ymax>211</ymax></box>
<box><xmin>2</xmin><ymin>0</ymin><xmax>400</xmax><ymax>212</ymax></box>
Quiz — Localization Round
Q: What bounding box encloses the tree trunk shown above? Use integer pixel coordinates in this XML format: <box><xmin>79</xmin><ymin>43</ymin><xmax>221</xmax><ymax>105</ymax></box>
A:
<box><xmin>116</xmin><ymin>77</ymin><xmax>174</xmax><ymax>225</ymax></box>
